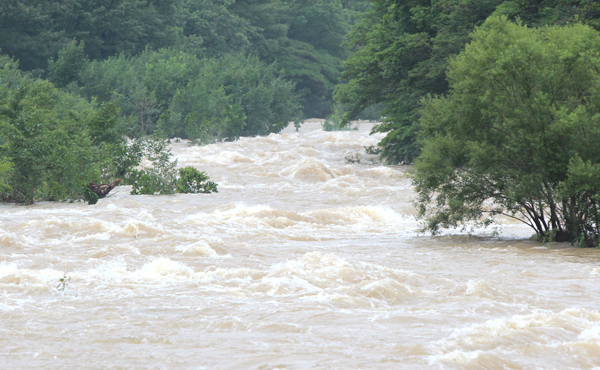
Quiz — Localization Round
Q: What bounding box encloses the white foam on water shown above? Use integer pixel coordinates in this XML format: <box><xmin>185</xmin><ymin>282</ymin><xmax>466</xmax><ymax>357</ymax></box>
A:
<box><xmin>0</xmin><ymin>261</ymin><xmax>19</xmax><ymax>279</ymax></box>
<box><xmin>0</xmin><ymin>261</ymin><xmax>67</xmax><ymax>291</ymax></box>
<box><xmin>183</xmin><ymin>203</ymin><xmax>413</xmax><ymax>234</ymax></box>
<box><xmin>134</xmin><ymin>258</ymin><xmax>195</xmax><ymax>281</ymax></box>
<box><xmin>4</xmin><ymin>122</ymin><xmax>600</xmax><ymax>369</ymax></box>
<box><xmin>0</xmin><ymin>229</ymin><xmax>30</xmax><ymax>248</ymax></box>
<box><xmin>428</xmin><ymin>307</ymin><xmax>600</xmax><ymax>364</ymax></box>
<box><xmin>175</xmin><ymin>241</ymin><xmax>219</xmax><ymax>257</ymax></box>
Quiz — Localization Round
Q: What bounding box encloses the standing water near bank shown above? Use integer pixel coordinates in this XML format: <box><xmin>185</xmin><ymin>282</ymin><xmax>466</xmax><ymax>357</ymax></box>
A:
<box><xmin>1</xmin><ymin>121</ymin><xmax>600</xmax><ymax>369</ymax></box>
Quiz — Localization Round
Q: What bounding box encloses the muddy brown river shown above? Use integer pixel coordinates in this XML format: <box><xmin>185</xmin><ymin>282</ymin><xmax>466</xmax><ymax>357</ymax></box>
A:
<box><xmin>2</xmin><ymin>121</ymin><xmax>600</xmax><ymax>369</ymax></box>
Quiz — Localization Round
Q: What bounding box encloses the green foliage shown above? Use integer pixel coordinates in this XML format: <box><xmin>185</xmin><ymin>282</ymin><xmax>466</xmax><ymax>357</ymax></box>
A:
<box><xmin>71</xmin><ymin>50</ymin><xmax>301</xmax><ymax>140</ymax></box>
<box><xmin>0</xmin><ymin>55</ymin><xmax>132</xmax><ymax>204</ymax></box>
<box><xmin>0</xmin><ymin>74</ymin><xmax>101</xmax><ymax>204</ymax></box>
<box><xmin>337</xmin><ymin>0</ymin><xmax>600</xmax><ymax>164</ymax></box>
<box><xmin>354</xmin><ymin>102</ymin><xmax>383</xmax><ymax>122</ymax></box>
<box><xmin>74</xmin><ymin>50</ymin><xmax>191</xmax><ymax>135</ymax></box>
<box><xmin>0</xmin><ymin>0</ymin><xmax>180</xmax><ymax>73</ymax></box>
<box><xmin>87</xmin><ymin>101</ymin><xmax>123</xmax><ymax>145</ymax></box>
<box><xmin>209</xmin><ymin>0</ymin><xmax>354</xmax><ymax>118</ymax></box>
<box><xmin>161</xmin><ymin>53</ymin><xmax>300</xmax><ymax>143</ymax></box>
<box><xmin>126</xmin><ymin>140</ymin><xmax>219</xmax><ymax>196</ymax></box>
<box><xmin>0</xmin><ymin>160</ymin><xmax>13</xmax><ymax>194</ymax></box>
<box><xmin>51</xmin><ymin>0</ymin><xmax>179</xmax><ymax>62</ymax></box>
<box><xmin>322</xmin><ymin>105</ymin><xmax>358</xmax><ymax>131</ymax></box>
<box><xmin>0</xmin><ymin>0</ymin><xmax>368</xmax><ymax>118</ymax></box>
<box><xmin>336</xmin><ymin>0</ymin><xmax>503</xmax><ymax>164</ymax></box>
<box><xmin>411</xmin><ymin>17</ymin><xmax>600</xmax><ymax>246</ymax></box>
<box><xmin>0</xmin><ymin>53</ymin><xmax>219</xmax><ymax>205</ymax></box>
<box><xmin>100</xmin><ymin>138</ymin><xmax>146</xmax><ymax>185</ymax></box>
<box><xmin>493</xmin><ymin>0</ymin><xmax>600</xmax><ymax>29</ymax></box>
<box><xmin>176</xmin><ymin>166</ymin><xmax>218</xmax><ymax>194</ymax></box>
<box><xmin>83</xmin><ymin>187</ymin><xmax>99</xmax><ymax>205</ymax></box>
<box><xmin>178</xmin><ymin>0</ymin><xmax>259</xmax><ymax>56</ymax></box>
<box><xmin>48</xmin><ymin>40</ymin><xmax>88</xmax><ymax>88</ymax></box>
<box><xmin>129</xmin><ymin>138</ymin><xmax>178</xmax><ymax>195</ymax></box>
<box><xmin>559</xmin><ymin>157</ymin><xmax>600</xmax><ymax>247</ymax></box>
<box><xmin>0</xmin><ymin>0</ymin><xmax>65</xmax><ymax>73</ymax></box>
<box><xmin>277</xmin><ymin>0</ymin><xmax>349</xmax><ymax>117</ymax></box>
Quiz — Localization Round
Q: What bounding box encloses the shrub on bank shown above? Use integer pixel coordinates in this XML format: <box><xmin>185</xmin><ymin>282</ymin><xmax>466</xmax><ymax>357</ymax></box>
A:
<box><xmin>412</xmin><ymin>17</ymin><xmax>600</xmax><ymax>247</ymax></box>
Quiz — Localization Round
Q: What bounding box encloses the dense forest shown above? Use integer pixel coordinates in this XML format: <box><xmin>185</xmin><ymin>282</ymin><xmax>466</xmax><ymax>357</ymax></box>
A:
<box><xmin>0</xmin><ymin>0</ymin><xmax>369</xmax><ymax>204</ymax></box>
<box><xmin>338</xmin><ymin>0</ymin><xmax>600</xmax><ymax>164</ymax></box>
<box><xmin>3</xmin><ymin>0</ymin><xmax>600</xmax><ymax>246</ymax></box>
<box><xmin>0</xmin><ymin>0</ymin><xmax>370</xmax><ymax>119</ymax></box>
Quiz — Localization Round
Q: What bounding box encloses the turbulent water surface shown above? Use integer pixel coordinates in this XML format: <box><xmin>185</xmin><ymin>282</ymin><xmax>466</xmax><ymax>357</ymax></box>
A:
<box><xmin>2</xmin><ymin>121</ymin><xmax>600</xmax><ymax>369</ymax></box>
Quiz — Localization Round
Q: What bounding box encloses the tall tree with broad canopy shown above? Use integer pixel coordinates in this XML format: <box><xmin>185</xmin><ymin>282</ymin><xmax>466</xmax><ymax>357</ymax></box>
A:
<box><xmin>336</xmin><ymin>0</ymin><xmax>600</xmax><ymax>164</ymax></box>
<box><xmin>335</xmin><ymin>0</ymin><xmax>503</xmax><ymax>164</ymax></box>
<box><xmin>411</xmin><ymin>17</ymin><xmax>600</xmax><ymax>247</ymax></box>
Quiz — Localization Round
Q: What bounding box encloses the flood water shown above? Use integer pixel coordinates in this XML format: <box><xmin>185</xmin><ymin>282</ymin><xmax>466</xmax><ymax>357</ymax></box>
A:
<box><xmin>2</xmin><ymin>121</ymin><xmax>600</xmax><ymax>369</ymax></box>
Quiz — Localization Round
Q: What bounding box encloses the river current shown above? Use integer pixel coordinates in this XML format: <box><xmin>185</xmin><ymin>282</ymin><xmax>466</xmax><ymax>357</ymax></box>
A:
<box><xmin>2</xmin><ymin>121</ymin><xmax>600</xmax><ymax>369</ymax></box>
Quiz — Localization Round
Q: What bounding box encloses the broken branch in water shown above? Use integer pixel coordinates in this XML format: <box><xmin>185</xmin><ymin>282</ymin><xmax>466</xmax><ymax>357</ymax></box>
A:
<box><xmin>87</xmin><ymin>179</ymin><xmax>121</xmax><ymax>199</ymax></box>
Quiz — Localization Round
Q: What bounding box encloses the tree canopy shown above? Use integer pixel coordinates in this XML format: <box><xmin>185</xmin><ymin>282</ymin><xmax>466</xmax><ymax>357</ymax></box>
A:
<box><xmin>411</xmin><ymin>17</ymin><xmax>600</xmax><ymax>247</ymax></box>
<box><xmin>336</xmin><ymin>0</ymin><xmax>503</xmax><ymax>163</ymax></box>
<box><xmin>0</xmin><ymin>0</ymin><xmax>370</xmax><ymax>118</ymax></box>
<box><xmin>0</xmin><ymin>56</ymin><xmax>124</xmax><ymax>204</ymax></box>
<box><xmin>336</xmin><ymin>0</ymin><xmax>600</xmax><ymax>164</ymax></box>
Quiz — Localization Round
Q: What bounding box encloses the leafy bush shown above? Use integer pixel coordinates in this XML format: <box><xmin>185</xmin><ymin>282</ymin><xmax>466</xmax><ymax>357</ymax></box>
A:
<box><xmin>48</xmin><ymin>40</ymin><xmax>88</xmax><ymax>88</ymax></box>
<box><xmin>83</xmin><ymin>187</ymin><xmax>99</xmax><ymax>205</ymax></box>
<box><xmin>0</xmin><ymin>60</ymin><xmax>208</xmax><ymax>204</ymax></box>
<box><xmin>322</xmin><ymin>105</ymin><xmax>358</xmax><ymax>131</ymax></box>
<box><xmin>129</xmin><ymin>139</ymin><xmax>178</xmax><ymax>195</ymax></box>
<box><xmin>127</xmin><ymin>142</ymin><xmax>218</xmax><ymax>196</ymax></box>
<box><xmin>336</xmin><ymin>0</ymin><xmax>502</xmax><ymax>164</ymax></box>
<box><xmin>176</xmin><ymin>167</ymin><xmax>218</xmax><ymax>194</ymax></box>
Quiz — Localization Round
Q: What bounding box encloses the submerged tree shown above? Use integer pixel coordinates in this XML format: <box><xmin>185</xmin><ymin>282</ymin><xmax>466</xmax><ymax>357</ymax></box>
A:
<box><xmin>412</xmin><ymin>17</ymin><xmax>600</xmax><ymax>247</ymax></box>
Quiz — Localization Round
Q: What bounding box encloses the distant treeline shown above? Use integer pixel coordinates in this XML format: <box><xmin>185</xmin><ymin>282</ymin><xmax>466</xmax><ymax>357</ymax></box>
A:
<box><xmin>0</xmin><ymin>0</ymin><xmax>370</xmax><ymax>119</ymax></box>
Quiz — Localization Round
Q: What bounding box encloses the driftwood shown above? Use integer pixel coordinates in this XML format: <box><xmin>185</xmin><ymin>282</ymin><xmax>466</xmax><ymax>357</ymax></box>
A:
<box><xmin>87</xmin><ymin>179</ymin><xmax>121</xmax><ymax>198</ymax></box>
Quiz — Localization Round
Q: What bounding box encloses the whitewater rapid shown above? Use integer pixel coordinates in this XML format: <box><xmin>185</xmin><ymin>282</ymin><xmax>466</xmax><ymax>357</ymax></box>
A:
<box><xmin>1</xmin><ymin>121</ymin><xmax>600</xmax><ymax>369</ymax></box>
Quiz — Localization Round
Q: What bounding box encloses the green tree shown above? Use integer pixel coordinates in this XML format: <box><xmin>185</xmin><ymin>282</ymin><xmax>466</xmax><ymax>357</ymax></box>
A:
<box><xmin>0</xmin><ymin>55</ymin><xmax>132</xmax><ymax>204</ymax></box>
<box><xmin>271</xmin><ymin>0</ymin><xmax>350</xmax><ymax>117</ymax></box>
<box><xmin>493</xmin><ymin>0</ymin><xmax>600</xmax><ymax>29</ymax></box>
<box><xmin>0</xmin><ymin>0</ymin><xmax>180</xmax><ymax>73</ymax></box>
<box><xmin>51</xmin><ymin>0</ymin><xmax>180</xmax><ymax>62</ymax></box>
<box><xmin>0</xmin><ymin>78</ymin><xmax>100</xmax><ymax>204</ymax></box>
<box><xmin>74</xmin><ymin>49</ymin><xmax>199</xmax><ymax>135</ymax></box>
<box><xmin>0</xmin><ymin>0</ymin><xmax>65</xmax><ymax>73</ymax></box>
<box><xmin>176</xmin><ymin>166</ymin><xmax>218</xmax><ymax>193</ymax></box>
<box><xmin>158</xmin><ymin>53</ymin><xmax>300</xmax><ymax>142</ymax></box>
<box><xmin>411</xmin><ymin>17</ymin><xmax>600</xmax><ymax>246</ymax></box>
<box><xmin>336</xmin><ymin>0</ymin><xmax>503</xmax><ymax>164</ymax></box>
<box><xmin>73</xmin><ymin>50</ymin><xmax>300</xmax><ymax>140</ymax></box>
<box><xmin>214</xmin><ymin>0</ymin><xmax>357</xmax><ymax>117</ymax></box>
<box><xmin>177</xmin><ymin>0</ymin><xmax>266</xmax><ymax>56</ymax></box>
<box><xmin>129</xmin><ymin>138</ymin><xmax>179</xmax><ymax>195</ymax></box>
<box><xmin>48</xmin><ymin>40</ymin><xmax>88</xmax><ymax>88</ymax></box>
